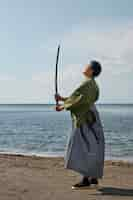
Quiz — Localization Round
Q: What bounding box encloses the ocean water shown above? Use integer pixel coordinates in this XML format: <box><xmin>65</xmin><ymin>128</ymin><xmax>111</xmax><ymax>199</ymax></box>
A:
<box><xmin>0</xmin><ymin>104</ymin><xmax>133</xmax><ymax>161</ymax></box>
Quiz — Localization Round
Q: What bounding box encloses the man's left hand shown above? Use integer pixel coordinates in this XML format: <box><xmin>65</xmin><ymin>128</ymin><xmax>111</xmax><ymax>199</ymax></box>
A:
<box><xmin>55</xmin><ymin>105</ymin><xmax>64</xmax><ymax>112</ymax></box>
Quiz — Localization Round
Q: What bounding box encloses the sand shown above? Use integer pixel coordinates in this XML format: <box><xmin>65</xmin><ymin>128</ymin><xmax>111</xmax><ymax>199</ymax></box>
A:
<box><xmin>0</xmin><ymin>154</ymin><xmax>133</xmax><ymax>200</ymax></box>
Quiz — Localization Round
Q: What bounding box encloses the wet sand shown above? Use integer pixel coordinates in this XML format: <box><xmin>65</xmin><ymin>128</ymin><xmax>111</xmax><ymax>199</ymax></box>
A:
<box><xmin>0</xmin><ymin>154</ymin><xmax>133</xmax><ymax>200</ymax></box>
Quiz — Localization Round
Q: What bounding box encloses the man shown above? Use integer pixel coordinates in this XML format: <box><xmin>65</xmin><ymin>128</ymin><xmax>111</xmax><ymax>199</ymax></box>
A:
<box><xmin>55</xmin><ymin>61</ymin><xmax>105</xmax><ymax>189</ymax></box>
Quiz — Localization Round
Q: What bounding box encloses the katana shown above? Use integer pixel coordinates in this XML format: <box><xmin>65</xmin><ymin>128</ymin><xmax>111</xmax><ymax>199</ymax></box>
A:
<box><xmin>55</xmin><ymin>44</ymin><xmax>60</xmax><ymax>106</ymax></box>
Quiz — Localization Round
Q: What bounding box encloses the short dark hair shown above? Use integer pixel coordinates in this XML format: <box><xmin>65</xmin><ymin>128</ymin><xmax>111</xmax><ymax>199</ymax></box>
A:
<box><xmin>90</xmin><ymin>60</ymin><xmax>102</xmax><ymax>77</ymax></box>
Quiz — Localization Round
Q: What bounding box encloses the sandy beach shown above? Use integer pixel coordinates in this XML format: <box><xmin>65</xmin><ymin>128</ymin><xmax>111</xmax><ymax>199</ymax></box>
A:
<box><xmin>0</xmin><ymin>154</ymin><xmax>133</xmax><ymax>200</ymax></box>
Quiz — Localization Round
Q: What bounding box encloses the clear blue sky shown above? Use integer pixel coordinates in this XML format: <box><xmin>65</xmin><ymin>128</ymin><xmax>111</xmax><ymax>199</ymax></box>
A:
<box><xmin>0</xmin><ymin>0</ymin><xmax>133</xmax><ymax>103</ymax></box>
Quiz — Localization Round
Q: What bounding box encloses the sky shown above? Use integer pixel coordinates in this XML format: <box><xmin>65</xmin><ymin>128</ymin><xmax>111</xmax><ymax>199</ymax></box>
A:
<box><xmin>0</xmin><ymin>0</ymin><xmax>133</xmax><ymax>104</ymax></box>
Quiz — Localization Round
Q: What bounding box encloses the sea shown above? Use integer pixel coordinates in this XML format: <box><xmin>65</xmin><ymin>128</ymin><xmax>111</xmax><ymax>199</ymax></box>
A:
<box><xmin>0</xmin><ymin>104</ymin><xmax>133</xmax><ymax>161</ymax></box>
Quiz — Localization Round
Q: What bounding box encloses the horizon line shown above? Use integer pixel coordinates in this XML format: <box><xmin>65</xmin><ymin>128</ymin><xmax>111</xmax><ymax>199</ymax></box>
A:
<box><xmin>0</xmin><ymin>103</ymin><xmax>132</xmax><ymax>105</ymax></box>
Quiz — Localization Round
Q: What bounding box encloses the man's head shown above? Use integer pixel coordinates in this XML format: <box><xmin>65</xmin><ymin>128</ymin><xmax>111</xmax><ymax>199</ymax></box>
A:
<box><xmin>83</xmin><ymin>60</ymin><xmax>102</xmax><ymax>78</ymax></box>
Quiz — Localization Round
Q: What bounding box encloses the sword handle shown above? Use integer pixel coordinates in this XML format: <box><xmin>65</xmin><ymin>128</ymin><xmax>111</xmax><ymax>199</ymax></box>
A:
<box><xmin>55</xmin><ymin>93</ymin><xmax>59</xmax><ymax>106</ymax></box>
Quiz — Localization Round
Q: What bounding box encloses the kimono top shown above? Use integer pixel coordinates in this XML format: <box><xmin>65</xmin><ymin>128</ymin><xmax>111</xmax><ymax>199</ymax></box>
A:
<box><xmin>63</xmin><ymin>78</ymin><xmax>99</xmax><ymax>128</ymax></box>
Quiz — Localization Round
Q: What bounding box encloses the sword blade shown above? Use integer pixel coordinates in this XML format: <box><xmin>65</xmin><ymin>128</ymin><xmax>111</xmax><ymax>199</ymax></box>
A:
<box><xmin>55</xmin><ymin>45</ymin><xmax>60</xmax><ymax>105</ymax></box>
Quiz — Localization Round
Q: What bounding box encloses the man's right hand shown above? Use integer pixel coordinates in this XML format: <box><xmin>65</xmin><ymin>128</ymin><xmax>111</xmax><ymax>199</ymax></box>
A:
<box><xmin>55</xmin><ymin>94</ymin><xmax>64</xmax><ymax>102</ymax></box>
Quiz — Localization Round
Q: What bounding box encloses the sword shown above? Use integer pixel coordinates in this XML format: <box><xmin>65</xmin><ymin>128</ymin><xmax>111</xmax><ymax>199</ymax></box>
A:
<box><xmin>55</xmin><ymin>44</ymin><xmax>60</xmax><ymax>106</ymax></box>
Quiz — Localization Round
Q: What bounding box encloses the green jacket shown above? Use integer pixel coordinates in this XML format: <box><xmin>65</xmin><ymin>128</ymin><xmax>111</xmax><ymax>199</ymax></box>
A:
<box><xmin>63</xmin><ymin>78</ymin><xmax>99</xmax><ymax>128</ymax></box>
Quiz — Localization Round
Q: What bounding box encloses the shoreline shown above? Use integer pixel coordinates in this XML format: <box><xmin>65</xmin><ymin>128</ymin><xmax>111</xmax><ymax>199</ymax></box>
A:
<box><xmin>0</xmin><ymin>151</ymin><xmax>133</xmax><ymax>163</ymax></box>
<box><xmin>0</xmin><ymin>153</ymin><xmax>133</xmax><ymax>167</ymax></box>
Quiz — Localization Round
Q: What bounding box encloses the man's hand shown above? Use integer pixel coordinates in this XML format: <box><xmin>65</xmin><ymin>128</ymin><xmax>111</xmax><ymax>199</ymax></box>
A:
<box><xmin>55</xmin><ymin>94</ymin><xmax>65</xmax><ymax>102</ymax></box>
<box><xmin>55</xmin><ymin>105</ymin><xmax>64</xmax><ymax>112</ymax></box>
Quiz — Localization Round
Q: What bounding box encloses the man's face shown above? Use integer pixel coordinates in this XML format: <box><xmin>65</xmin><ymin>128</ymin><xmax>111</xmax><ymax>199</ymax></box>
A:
<box><xmin>82</xmin><ymin>64</ymin><xmax>93</xmax><ymax>78</ymax></box>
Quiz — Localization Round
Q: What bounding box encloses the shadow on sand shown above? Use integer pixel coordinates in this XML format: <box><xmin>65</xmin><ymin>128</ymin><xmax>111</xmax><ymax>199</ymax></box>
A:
<box><xmin>97</xmin><ymin>187</ymin><xmax>133</xmax><ymax>197</ymax></box>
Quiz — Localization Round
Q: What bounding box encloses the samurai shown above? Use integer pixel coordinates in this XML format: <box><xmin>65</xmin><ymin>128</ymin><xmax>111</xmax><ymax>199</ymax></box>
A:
<box><xmin>55</xmin><ymin>60</ymin><xmax>105</xmax><ymax>189</ymax></box>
